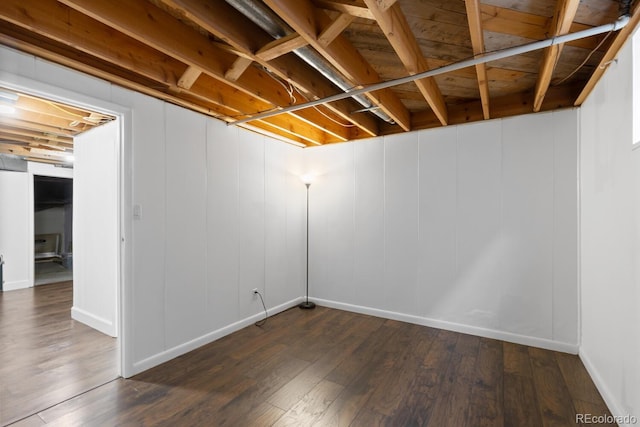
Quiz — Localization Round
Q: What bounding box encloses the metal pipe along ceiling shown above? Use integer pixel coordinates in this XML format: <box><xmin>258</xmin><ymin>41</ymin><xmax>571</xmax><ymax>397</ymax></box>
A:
<box><xmin>229</xmin><ymin>15</ymin><xmax>631</xmax><ymax>127</ymax></box>
<box><xmin>224</xmin><ymin>0</ymin><xmax>396</xmax><ymax>124</ymax></box>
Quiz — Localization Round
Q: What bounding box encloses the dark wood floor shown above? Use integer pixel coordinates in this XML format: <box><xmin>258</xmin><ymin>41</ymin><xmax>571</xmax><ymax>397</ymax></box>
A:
<box><xmin>0</xmin><ymin>281</ymin><xmax>118</xmax><ymax>426</ymax></box>
<box><xmin>8</xmin><ymin>304</ymin><xmax>614</xmax><ymax>426</ymax></box>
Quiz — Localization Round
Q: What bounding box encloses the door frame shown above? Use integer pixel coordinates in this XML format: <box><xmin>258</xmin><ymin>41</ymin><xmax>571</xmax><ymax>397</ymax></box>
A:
<box><xmin>0</xmin><ymin>71</ymin><xmax>132</xmax><ymax>377</ymax></box>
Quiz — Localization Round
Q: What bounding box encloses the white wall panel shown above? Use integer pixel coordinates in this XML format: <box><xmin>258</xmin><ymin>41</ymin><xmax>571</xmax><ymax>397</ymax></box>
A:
<box><xmin>73</xmin><ymin>121</ymin><xmax>119</xmax><ymax>337</ymax></box>
<box><xmin>551</xmin><ymin>109</ymin><xmax>579</xmax><ymax>344</ymax></box>
<box><xmin>265</xmin><ymin>142</ymin><xmax>303</xmax><ymax>307</ymax></box>
<box><xmin>206</xmin><ymin>120</ymin><xmax>240</xmax><ymax>329</ymax></box>
<box><xmin>417</xmin><ymin>127</ymin><xmax>457</xmax><ymax>319</ymax></box>
<box><xmin>322</xmin><ymin>144</ymin><xmax>355</xmax><ymax>303</ymax></box>
<box><xmin>310</xmin><ymin>112</ymin><xmax>578</xmax><ymax>351</ymax></box>
<box><xmin>238</xmin><ymin>132</ymin><xmax>265</xmax><ymax>319</ymax></box>
<box><xmin>456</xmin><ymin>121</ymin><xmax>503</xmax><ymax>329</ymax></box>
<box><xmin>384</xmin><ymin>132</ymin><xmax>419</xmax><ymax>314</ymax></box>
<box><xmin>34</xmin><ymin>59</ymin><xmax>111</xmax><ymax>101</ymax></box>
<box><xmin>580</xmin><ymin>37</ymin><xmax>640</xmax><ymax>423</ymax></box>
<box><xmin>501</xmin><ymin>113</ymin><xmax>554</xmax><ymax>338</ymax></box>
<box><xmin>265</xmin><ymin>141</ymin><xmax>287</xmax><ymax>308</ymax></box>
<box><xmin>0</xmin><ymin>46</ymin><xmax>36</xmax><ymax>77</ymax></box>
<box><xmin>284</xmin><ymin>147</ymin><xmax>305</xmax><ymax>304</ymax></box>
<box><xmin>304</xmin><ymin>144</ymin><xmax>352</xmax><ymax>302</ymax></box>
<box><xmin>164</xmin><ymin>104</ymin><xmax>208</xmax><ymax>348</ymax></box>
<box><xmin>353</xmin><ymin>138</ymin><xmax>385</xmax><ymax>308</ymax></box>
<box><xmin>0</xmin><ymin>171</ymin><xmax>30</xmax><ymax>291</ymax></box>
<box><xmin>112</xmin><ymin>87</ymin><xmax>166</xmax><ymax>361</ymax></box>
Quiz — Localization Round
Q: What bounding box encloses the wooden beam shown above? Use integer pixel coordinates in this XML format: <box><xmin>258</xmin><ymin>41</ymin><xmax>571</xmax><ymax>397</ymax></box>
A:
<box><xmin>0</xmin><ymin>117</ymin><xmax>77</xmax><ymax>137</ymax></box>
<box><xmin>1</xmin><ymin>19</ymin><xmax>331</xmax><ymax>147</ymax></box>
<box><xmin>374</xmin><ymin>0</ymin><xmax>398</xmax><ymax>12</ymax></box>
<box><xmin>177</xmin><ymin>65</ymin><xmax>202</xmax><ymax>90</ymax></box>
<box><xmin>158</xmin><ymin>0</ymin><xmax>379</xmax><ymax>137</ymax></box>
<box><xmin>224</xmin><ymin>57</ymin><xmax>254</xmax><ymax>82</ymax></box>
<box><xmin>260</xmin><ymin>113</ymin><xmax>338</xmax><ymax>145</ymax></box>
<box><xmin>317</xmin><ymin>13</ymin><xmax>355</xmax><ymax>47</ymax></box>
<box><xmin>575</xmin><ymin>2</ymin><xmax>640</xmax><ymax>105</ymax></box>
<box><xmin>0</xmin><ymin>27</ymin><xmax>234</xmax><ymax>120</ymax></box>
<box><xmin>533</xmin><ymin>0</ymin><xmax>580</xmax><ymax>112</ymax></box>
<box><xmin>0</xmin><ymin>126</ymin><xmax>73</xmax><ymax>145</ymax></box>
<box><xmin>255</xmin><ymin>33</ymin><xmax>308</xmax><ymax>61</ymax></box>
<box><xmin>465</xmin><ymin>0</ymin><xmax>491</xmax><ymax>119</ymax></box>
<box><xmin>265</xmin><ymin>0</ymin><xmax>411</xmax><ymax>131</ymax></box>
<box><xmin>363</xmin><ymin>0</ymin><xmax>448</xmax><ymax>125</ymax></box>
<box><xmin>0</xmin><ymin>0</ymin><xmax>184</xmax><ymax>87</ymax></box>
<box><xmin>315</xmin><ymin>0</ymin><xmax>374</xmax><ymax>20</ymax></box>
<box><xmin>57</xmin><ymin>0</ymin><xmax>298</xmax><ymax>110</ymax></box>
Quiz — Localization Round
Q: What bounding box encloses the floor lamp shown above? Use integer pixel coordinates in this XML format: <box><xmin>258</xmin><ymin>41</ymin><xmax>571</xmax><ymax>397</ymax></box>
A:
<box><xmin>299</xmin><ymin>175</ymin><xmax>316</xmax><ymax>309</ymax></box>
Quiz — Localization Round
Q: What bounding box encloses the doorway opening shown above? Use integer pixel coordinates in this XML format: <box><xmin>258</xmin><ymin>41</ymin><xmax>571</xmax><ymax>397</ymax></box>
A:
<box><xmin>34</xmin><ymin>175</ymin><xmax>73</xmax><ymax>285</ymax></box>
<box><xmin>0</xmin><ymin>82</ymin><xmax>124</xmax><ymax>424</ymax></box>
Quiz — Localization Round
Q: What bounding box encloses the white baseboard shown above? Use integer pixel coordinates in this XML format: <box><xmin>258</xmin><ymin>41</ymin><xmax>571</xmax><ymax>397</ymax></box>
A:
<box><xmin>314</xmin><ymin>298</ymin><xmax>579</xmax><ymax>354</ymax></box>
<box><xmin>579</xmin><ymin>350</ymin><xmax>637</xmax><ymax>427</ymax></box>
<box><xmin>2</xmin><ymin>279</ymin><xmax>31</xmax><ymax>291</ymax></box>
<box><xmin>71</xmin><ymin>306</ymin><xmax>116</xmax><ymax>337</ymax></box>
<box><xmin>130</xmin><ymin>296</ymin><xmax>303</xmax><ymax>377</ymax></box>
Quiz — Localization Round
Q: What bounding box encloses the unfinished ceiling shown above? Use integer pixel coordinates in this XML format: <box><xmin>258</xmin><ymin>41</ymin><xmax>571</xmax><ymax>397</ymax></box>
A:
<box><xmin>0</xmin><ymin>0</ymin><xmax>638</xmax><ymax>150</ymax></box>
<box><xmin>0</xmin><ymin>87</ymin><xmax>114</xmax><ymax>165</ymax></box>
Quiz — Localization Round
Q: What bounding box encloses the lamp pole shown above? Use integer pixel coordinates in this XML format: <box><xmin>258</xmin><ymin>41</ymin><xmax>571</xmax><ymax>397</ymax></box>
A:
<box><xmin>299</xmin><ymin>182</ymin><xmax>315</xmax><ymax>309</ymax></box>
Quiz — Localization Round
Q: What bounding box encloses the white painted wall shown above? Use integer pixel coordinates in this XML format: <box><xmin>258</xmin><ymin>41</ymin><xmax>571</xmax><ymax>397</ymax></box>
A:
<box><xmin>72</xmin><ymin>120</ymin><xmax>119</xmax><ymax>337</ymax></box>
<box><xmin>1</xmin><ymin>45</ymin><xmax>306</xmax><ymax>376</ymax></box>
<box><xmin>305</xmin><ymin>110</ymin><xmax>579</xmax><ymax>352</ymax></box>
<box><xmin>0</xmin><ymin>171</ymin><xmax>30</xmax><ymax>291</ymax></box>
<box><xmin>579</xmin><ymin>33</ymin><xmax>640</xmax><ymax>425</ymax></box>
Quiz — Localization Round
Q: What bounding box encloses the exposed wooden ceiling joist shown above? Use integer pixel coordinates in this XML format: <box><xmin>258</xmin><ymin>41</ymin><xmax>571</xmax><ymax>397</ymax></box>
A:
<box><xmin>0</xmin><ymin>0</ymin><xmax>636</xmax><ymax>154</ymax></box>
<box><xmin>363</xmin><ymin>0</ymin><xmax>448</xmax><ymax>125</ymax></box>
<box><xmin>465</xmin><ymin>0</ymin><xmax>491</xmax><ymax>119</ymax></box>
<box><xmin>158</xmin><ymin>0</ymin><xmax>379</xmax><ymax>138</ymax></box>
<box><xmin>264</xmin><ymin>0</ymin><xmax>412</xmax><ymax>131</ymax></box>
<box><xmin>533</xmin><ymin>0</ymin><xmax>580</xmax><ymax>112</ymax></box>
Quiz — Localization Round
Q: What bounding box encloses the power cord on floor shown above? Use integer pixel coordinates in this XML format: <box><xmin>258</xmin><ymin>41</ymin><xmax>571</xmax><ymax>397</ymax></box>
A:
<box><xmin>254</xmin><ymin>290</ymin><xmax>268</xmax><ymax>327</ymax></box>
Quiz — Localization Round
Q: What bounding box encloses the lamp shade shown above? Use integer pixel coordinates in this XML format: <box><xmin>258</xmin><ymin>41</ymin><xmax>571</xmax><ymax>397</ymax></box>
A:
<box><xmin>300</xmin><ymin>174</ymin><xmax>314</xmax><ymax>185</ymax></box>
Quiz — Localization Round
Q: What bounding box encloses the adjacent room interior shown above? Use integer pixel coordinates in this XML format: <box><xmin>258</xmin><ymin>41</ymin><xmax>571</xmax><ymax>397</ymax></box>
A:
<box><xmin>0</xmin><ymin>0</ymin><xmax>639</xmax><ymax>426</ymax></box>
<box><xmin>0</xmin><ymin>92</ymin><xmax>120</xmax><ymax>425</ymax></box>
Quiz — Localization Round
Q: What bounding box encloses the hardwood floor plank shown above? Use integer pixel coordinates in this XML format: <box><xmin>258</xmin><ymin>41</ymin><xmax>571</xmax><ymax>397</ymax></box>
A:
<box><xmin>529</xmin><ymin>347</ymin><xmax>579</xmax><ymax>427</ymax></box>
<box><xmin>0</xmin><ymin>281</ymin><xmax>117</xmax><ymax>426</ymax></box>
<box><xmin>272</xmin><ymin>379</ymin><xmax>343</xmax><ymax>426</ymax></box>
<box><xmin>555</xmin><ymin>352</ymin><xmax>606</xmax><ymax>405</ymax></box>
<box><xmin>504</xmin><ymin>373</ymin><xmax>543</xmax><ymax>427</ymax></box>
<box><xmin>16</xmin><ymin>305</ymin><xmax>613</xmax><ymax>427</ymax></box>
<box><xmin>503</xmin><ymin>341</ymin><xmax>533</xmax><ymax>377</ymax></box>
